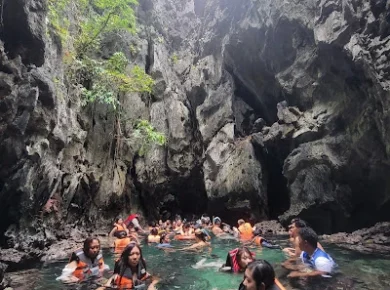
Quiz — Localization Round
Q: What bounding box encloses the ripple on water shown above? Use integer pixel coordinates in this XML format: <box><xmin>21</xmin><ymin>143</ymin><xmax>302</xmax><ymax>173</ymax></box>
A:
<box><xmin>28</xmin><ymin>237</ymin><xmax>390</xmax><ymax>290</ymax></box>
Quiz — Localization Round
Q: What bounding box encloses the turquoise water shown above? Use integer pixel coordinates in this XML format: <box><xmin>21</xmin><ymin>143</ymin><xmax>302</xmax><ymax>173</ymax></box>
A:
<box><xmin>23</xmin><ymin>236</ymin><xmax>390</xmax><ymax>289</ymax></box>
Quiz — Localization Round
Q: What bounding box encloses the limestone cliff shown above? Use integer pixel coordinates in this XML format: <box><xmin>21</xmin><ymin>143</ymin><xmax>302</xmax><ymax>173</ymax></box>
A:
<box><xmin>0</xmin><ymin>0</ymin><xmax>389</xmax><ymax>255</ymax></box>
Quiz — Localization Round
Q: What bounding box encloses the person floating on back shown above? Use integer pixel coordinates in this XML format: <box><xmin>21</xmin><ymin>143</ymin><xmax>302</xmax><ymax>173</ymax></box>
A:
<box><xmin>287</xmin><ymin>227</ymin><xmax>335</xmax><ymax>278</ymax></box>
<box><xmin>56</xmin><ymin>237</ymin><xmax>108</xmax><ymax>283</ymax></box>
<box><xmin>252</xmin><ymin>229</ymin><xmax>280</xmax><ymax>249</ymax></box>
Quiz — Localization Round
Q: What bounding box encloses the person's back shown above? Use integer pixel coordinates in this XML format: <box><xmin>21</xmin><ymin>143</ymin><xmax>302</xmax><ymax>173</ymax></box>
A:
<box><xmin>114</xmin><ymin>235</ymin><xmax>131</xmax><ymax>261</ymax></box>
<box><xmin>301</xmin><ymin>247</ymin><xmax>335</xmax><ymax>276</ymax></box>
<box><xmin>238</xmin><ymin>220</ymin><xmax>253</xmax><ymax>240</ymax></box>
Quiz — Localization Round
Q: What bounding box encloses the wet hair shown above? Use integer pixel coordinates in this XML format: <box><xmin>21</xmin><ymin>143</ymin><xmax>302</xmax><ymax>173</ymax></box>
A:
<box><xmin>253</xmin><ymin>228</ymin><xmax>263</xmax><ymax>236</ymax></box>
<box><xmin>237</xmin><ymin>247</ymin><xmax>253</xmax><ymax>264</ymax></box>
<box><xmin>298</xmin><ymin>227</ymin><xmax>318</xmax><ymax>248</ymax></box>
<box><xmin>195</xmin><ymin>229</ymin><xmax>207</xmax><ymax>242</ymax></box>
<box><xmin>117</xmin><ymin>231</ymin><xmax>127</xmax><ymax>239</ymax></box>
<box><xmin>160</xmin><ymin>233</ymin><xmax>167</xmax><ymax>244</ymax></box>
<box><xmin>246</xmin><ymin>260</ymin><xmax>275</xmax><ymax>290</ymax></box>
<box><xmin>83</xmin><ymin>237</ymin><xmax>100</xmax><ymax>253</ymax></box>
<box><xmin>151</xmin><ymin>228</ymin><xmax>158</xmax><ymax>236</ymax></box>
<box><xmin>291</xmin><ymin>218</ymin><xmax>307</xmax><ymax>228</ymax></box>
<box><xmin>116</xmin><ymin>243</ymin><xmax>146</xmax><ymax>284</ymax></box>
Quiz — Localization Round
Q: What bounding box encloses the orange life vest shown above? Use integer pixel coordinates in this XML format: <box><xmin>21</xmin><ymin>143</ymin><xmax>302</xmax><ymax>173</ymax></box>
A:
<box><xmin>116</xmin><ymin>224</ymin><xmax>126</xmax><ymax>232</ymax></box>
<box><xmin>254</xmin><ymin>236</ymin><xmax>264</xmax><ymax>246</ymax></box>
<box><xmin>238</xmin><ymin>223</ymin><xmax>253</xmax><ymax>240</ymax></box>
<box><xmin>114</xmin><ymin>238</ymin><xmax>131</xmax><ymax>261</ymax></box>
<box><xmin>113</xmin><ymin>262</ymin><xmax>148</xmax><ymax>290</ymax></box>
<box><xmin>72</xmin><ymin>249</ymin><xmax>104</xmax><ymax>280</ymax></box>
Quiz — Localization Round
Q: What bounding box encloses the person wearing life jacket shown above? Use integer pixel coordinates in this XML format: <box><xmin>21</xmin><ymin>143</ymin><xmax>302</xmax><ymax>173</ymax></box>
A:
<box><xmin>282</xmin><ymin>218</ymin><xmax>325</xmax><ymax>270</ymax></box>
<box><xmin>114</xmin><ymin>231</ymin><xmax>132</xmax><ymax>262</ymax></box>
<box><xmin>98</xmin><ymin>243</ymin><xmax>158</xmax><ymax>290</ymax></box>
<box><xmin>125</xmin><ymin>213</ymin><xmax>145</xmax><ymax>233</ymax></box>
<box><xmin>253</xmin><ymin>229</ymin><xmax>281</xmax><ymax>249</ymax></box>
<box><xmin>109</xmin><ymin>217</ymin><xmax>129</xmax><ymax>237</ymax></box>
<box><xmin>57</xmin><ymin>237</ymin><xmax>107</xmax><ymax>283</ymax></box>
<box><xmin>238</xmin><ymin>260</ymin><xmax>286</xmax><ymax>290</ymax></box>
<box><xmin>287</xmin><ymin>227</ymin><xmax>335</xmax><ymax>278</ymax></box>
<box><xmin>212</xmin><ymin>217</ymin><xmax>224</xmax><ymax>236</ymax></box>
<box><xmin>221</xmin><ymin>247</ymin><xmax>254</xmax><ymax>273</ymax></box>
<box><xmin>147</xmin><ymin>228</ymin><xmax>161</xmax><ymax>243</ymax></box>
<box><xmin>238</xmin><ymin>219</ymin><xmax>254</xmax><ymax>240</ymax></box>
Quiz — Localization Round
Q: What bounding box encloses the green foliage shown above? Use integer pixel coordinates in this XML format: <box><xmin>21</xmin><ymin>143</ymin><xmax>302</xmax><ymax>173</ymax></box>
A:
<box><xmin>106</xmin><ymin>52</ymin><xmax>128</xmax><ymax>73</ymax></box>
<box><xmin>171</xmin><ymin>54</ymin><xmax>179</xmax><ymax>64</ymax></box>
<box><xmin>47</xmin><ymin>0</ymin><xmax>138</xmax><ymax>55</ymax></box>
<box><xmin>48</xmin><ymin>0</ymin><xmax>165</xmax><ymax>160</ymax></box>
<box><xmin>132</xmin><ymin>120</ymin><xmax>166</xmax><ymax>156</ymax></box>
<box><xmin>157</xmin><ymin>36</ymin><xmax>164</xmax><ymax>44</ymax></box>
<box><xmin>77</xmin><ymin>54</ymin><xmax>154</xmax><ymax>109</ymax></box>
<box><xmin>129</xmin><ymin>44</ymin><xmax>139</xmax><ymax>56</ymax></box>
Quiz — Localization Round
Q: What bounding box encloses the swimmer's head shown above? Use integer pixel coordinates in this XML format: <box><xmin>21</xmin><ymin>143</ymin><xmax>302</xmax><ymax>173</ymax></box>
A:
<box><xmin>160</xmin><ymin>233</ymin><xmax>170</xmax><ymax>244</ymax></box>
<box><xmin>195</xmin><ymin>229</ymin><xmax>208</xmax><ymax>242</ymax></box>
<box><xmin>117</xmin><ymin>231</ymin><xmax>127</xmax><ymax>239</ymax></box>
<box><xmin>150</xmin><ymin>228</ymin><xmax>158</xmax><ymax>236</ymax></box>
<box><xmin>288</xmin><ymin>218</ymin><xmax>307</xmax><ymax>237</ymax></box>
<box><xmin>237</xmin><ymin>247</ymin><xmax>254</xmax><ymax>270</ymax></box>
<box><xmin>238</xmin><ymin>219</ymin><xmax>245</xmax><ymax>226</ymax></box>
<box><xmin>213</xmin><ymin>217</ymin><xmax>221</xmax><ymax>225</ymax></box>
<box><xmin>253</xmin><ymin>228</ymin><xmax>263</xmax><ymax>237</ymax></box>
<box><xmin>297</xmin><ymin>227</ymin><xmax>318</xmax><ymax>252</ymax></box>
<box><xmin>83</xmin><ymin>237</ymin><xmax>100</xmax><ymax>259</ymax></box>
<box><xmin>242</xmin><ymin>260</ymin><xmax>275</xmax><ymax>290</ymax></box>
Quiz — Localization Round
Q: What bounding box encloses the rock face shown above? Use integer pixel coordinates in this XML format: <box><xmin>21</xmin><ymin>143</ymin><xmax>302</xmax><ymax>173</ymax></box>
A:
<box><xmin>0</xmin><ymin>0</ymin><xmax>390</xmax><ymax>259</ymax></box>
<box><xmin>323</xmin><ymin>222</ymin><xmax>390</xmax><ymax>255</ymax></box>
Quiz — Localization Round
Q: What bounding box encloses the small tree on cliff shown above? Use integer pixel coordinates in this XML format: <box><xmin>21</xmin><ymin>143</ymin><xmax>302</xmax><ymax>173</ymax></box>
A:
<box><xmin>47</xmin><ymin>0</ymin><xmax>166</xmax><ymax>172</ymax></box>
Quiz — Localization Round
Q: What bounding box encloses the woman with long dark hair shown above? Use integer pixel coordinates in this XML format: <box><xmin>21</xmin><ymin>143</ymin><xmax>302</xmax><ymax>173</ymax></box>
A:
<box><xmin>238</xmin><ymin>260</ymin><xmax>286</xmax><ymax>290</ymax></box>
<box><xmin>98</xmin><ymin>243</ymin><xmax>158</xmax><ymax>290</ymax></box>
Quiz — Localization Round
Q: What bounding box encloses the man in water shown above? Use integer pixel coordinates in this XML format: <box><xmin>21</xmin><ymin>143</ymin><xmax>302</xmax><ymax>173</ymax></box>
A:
<box><xmin>57</xmin><ymin>237</ymin><xmax>107</xmax><ymax>282</ymax></box>
<box><xmin>124</xmin><ymin>213</ymin><xmax>145</xmax><ymax>233</ymax></box>
<box><xmin>282</xmin><ymin>218</ymin><xmax>307</xmax><ymax>258</ymax></box>
<box><xmin>288</xmin><ymin>227</ymin><xmax>335</xmax><ymax>278</ymax></box>
<box><xmin>212</xmin><ymin>217</ymin><xmax>224</xmax><ymax>236</ymax></box>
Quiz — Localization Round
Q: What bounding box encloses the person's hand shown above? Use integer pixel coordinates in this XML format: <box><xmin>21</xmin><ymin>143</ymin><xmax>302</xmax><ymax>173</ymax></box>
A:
<box><xmin>287</xmin><ymin>271</ymin><xmax>302</xmax><ymax>278</ymax></box>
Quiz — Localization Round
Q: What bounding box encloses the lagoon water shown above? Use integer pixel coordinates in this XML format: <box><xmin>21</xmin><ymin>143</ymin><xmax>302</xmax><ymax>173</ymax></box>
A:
<box><xmin>30</xmin><ymin>236</ymin><xmax>390</xmax><ymax>290</ymax></box>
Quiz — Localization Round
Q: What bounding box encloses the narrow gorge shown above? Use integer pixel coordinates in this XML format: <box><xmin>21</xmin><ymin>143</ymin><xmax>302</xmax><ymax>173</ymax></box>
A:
<box><xmin>0</xmin><ymin>0</ymin><xmax>390</xmax><ymax>275</ymax></box>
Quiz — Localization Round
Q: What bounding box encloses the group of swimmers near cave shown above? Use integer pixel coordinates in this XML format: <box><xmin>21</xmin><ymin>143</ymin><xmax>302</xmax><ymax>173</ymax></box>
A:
<box><xmin>56</xmin><ymin>214</ymin><xmax>336</xmax><ymax>290</ymax></box>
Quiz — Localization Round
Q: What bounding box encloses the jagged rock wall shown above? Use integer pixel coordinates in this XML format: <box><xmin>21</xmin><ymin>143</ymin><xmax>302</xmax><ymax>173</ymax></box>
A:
<box><xmin>136</xmin><ymin>0</ymin><xmax>390</xmax><ymax>232</ymax></box>
<box><xmin>0</xmin><ymin>0</ymin><xmax>389</xmax><ymax>248</ymax></box>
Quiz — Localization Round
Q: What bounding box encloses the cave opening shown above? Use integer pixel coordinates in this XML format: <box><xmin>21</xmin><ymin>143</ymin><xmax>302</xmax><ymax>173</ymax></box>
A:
<box><xmin>229</xmin><ymin>67</ymin><xmax>290</xmax><ymax>220</ymax></box>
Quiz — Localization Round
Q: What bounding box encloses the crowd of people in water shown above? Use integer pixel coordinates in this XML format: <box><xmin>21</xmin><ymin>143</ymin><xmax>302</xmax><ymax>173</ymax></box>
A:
<box><xmin>56</xmin><ymin>214</ymin><xmax>336</xmax><ymax>290</ymax></box>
